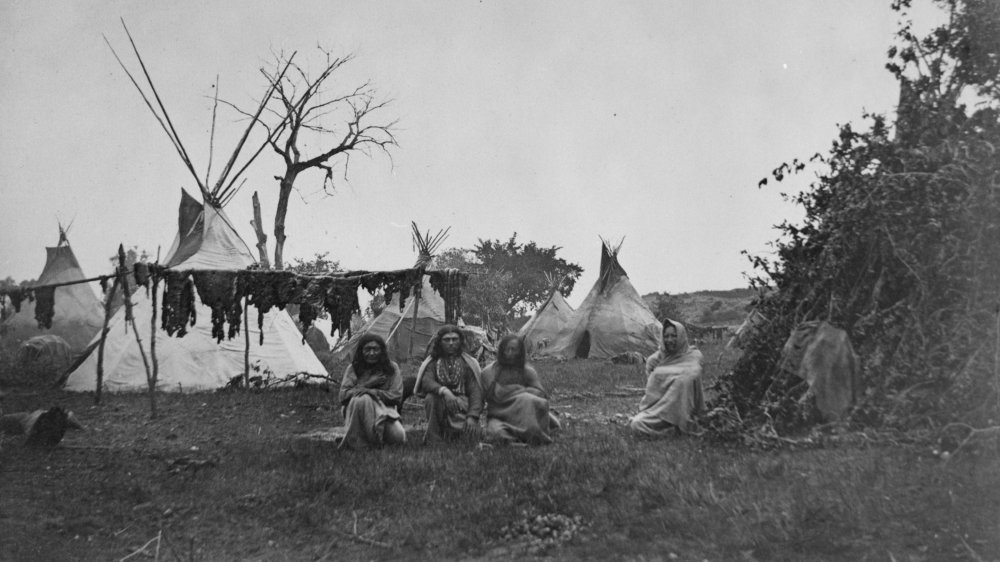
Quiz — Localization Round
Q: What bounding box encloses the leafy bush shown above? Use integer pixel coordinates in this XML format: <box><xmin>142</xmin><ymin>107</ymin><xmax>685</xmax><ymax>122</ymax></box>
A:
<box><xmin>711</xmin><ymin>0</ymin><xmax>1000</xmax><ymax>435</ymax></box>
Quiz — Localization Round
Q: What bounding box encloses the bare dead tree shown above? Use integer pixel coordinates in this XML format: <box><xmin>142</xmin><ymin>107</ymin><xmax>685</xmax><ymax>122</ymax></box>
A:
<box><xmin>243</xmin><ymin>48</ymin><xmax>398</xmax><ymax>269</ymax></box>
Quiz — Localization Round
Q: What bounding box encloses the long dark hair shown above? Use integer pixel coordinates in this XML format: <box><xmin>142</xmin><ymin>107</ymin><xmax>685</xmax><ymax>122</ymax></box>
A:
<box><xmin>429</xmin><ymin>324</ymin><xmax>465</xmax><ymax>360</ymax></box>
<box><xmin>352</xmin><ymin>334</ymin><xmax>392</xmax><ymax>375</ymax></box>
<box><xmin>497</xmin><ymin>334</ymin><xmax>527</xmax><ymax>368</ymax></box>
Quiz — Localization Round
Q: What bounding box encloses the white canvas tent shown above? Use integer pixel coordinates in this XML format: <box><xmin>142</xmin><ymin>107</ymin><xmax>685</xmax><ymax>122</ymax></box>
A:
<box><xmin>518</xmin><ymin>274</ymin><xmax>575</xmax><ymax>354</ymax></box>
<box><xmin>1</xmin><ymin>228</ymin><xmax>103</xmax><ymax>351</ymax></box>
<box><xmin>536</xmin><ymin>240</ymin><xmax>661</xmax><ymax>360</ymax></box>
<box><xmin>304</xmin><ymin>317</ymin><xmax>339</xmax><ymax>354</ymax></box>
<box><xmin>61</xmin><ymin>32</ymin><xmax>324</xmax><ymax>392</ymax></box>
<box><xmin>332</xmin><ymin>274</ymin><xmax>449</xmax><ymax>363</ymax></box>
<box><xmin>332</xmin><ymin>224</ymin><xmax>462</xmax><ymax>363</ymax></box>
<box><xmin>63</xmin><ymin>190</ymin><xmax>325</xmax><ymax>392</ymax></box>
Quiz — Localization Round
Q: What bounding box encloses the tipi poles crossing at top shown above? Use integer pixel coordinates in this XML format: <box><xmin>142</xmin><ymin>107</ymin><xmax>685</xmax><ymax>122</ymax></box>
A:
<box><xmin>403</xmin><ymin>222</ymin><xmax>448</xmax><ymax>357</ymax></box>
<box><xmin>104</xmin><ymin>20</ymin><xmax>296</xmax><ymax>207</ymax></box>
<box><xmin>103</xmin><ymin>26</ymin><xmax>206</xmax><ymax>202</ymax></box>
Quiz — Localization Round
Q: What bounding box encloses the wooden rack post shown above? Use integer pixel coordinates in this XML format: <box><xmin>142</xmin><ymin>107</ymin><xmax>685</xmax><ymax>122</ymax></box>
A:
<box><xmin>118</xmin><ymin>245</ymin><xmax>155</xmax><ymax>417</ymax></box>
<box><xmin>149</xmin><ymin>274</ymin><xmax>160</xmax><ymax>406</ymax></box>
<box><xmin>149</xmin><ymin>248</ymin><xmax>161</xmax><ymax>403</ymax></box>
<box><xmin>243</xmin><ymin>297</ymin><xmax>250</xmax><ymax>387</ymax></box>
<box><xmin>95</xmin><ymin>277</ymin><xmax>120</xmax><ymax>405</ymax></box>
<box><xmin>406</xmin><ymin>279</ymin><xmax>422</xmax><ymax>359</ymax></box>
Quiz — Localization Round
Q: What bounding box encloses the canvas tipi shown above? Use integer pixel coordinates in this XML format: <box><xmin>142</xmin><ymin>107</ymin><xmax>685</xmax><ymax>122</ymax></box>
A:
<box><xmin>63</xmin><ymin>31</ymin><xmax>322</xmax><ymax>392</ymax></box>
<box><xmin>537</xmin><ymin>240</ymin><xmax>661</xmax><ymax>360</ymax></box>
<box><xmin>518</xmin><ymin>273</ymin><xmax>574</xmax><ymax>354</ymax></box>
<box><xmin>1</xmin><ymin>227</ymin><xmax>103</xmax><ymax>351</ymax></box>
<box><xmin>63</xmin><ymin>191</ymin><xmax>326</xmax><ymax>392</ymax></box>
<box><xmin>332</xmin><ymin>224</ymin><xmax>452</xmax><ymax>363</ymax></box>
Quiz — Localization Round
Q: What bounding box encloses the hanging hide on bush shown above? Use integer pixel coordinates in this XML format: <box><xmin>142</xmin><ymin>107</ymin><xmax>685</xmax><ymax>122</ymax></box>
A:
<box><xmin>778</xmin><ymin>321</ymin><xmax>859</xmax><ymax>421</ymax></box>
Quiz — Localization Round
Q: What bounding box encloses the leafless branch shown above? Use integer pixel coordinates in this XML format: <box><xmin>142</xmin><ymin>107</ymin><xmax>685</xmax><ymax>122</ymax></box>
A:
<box><xmin>212</xmin><ymin>53</ymin><xmax>297</xmax><ymax>201</ymax></box>
<box><xmin>246</xmin><ymin>47</ymin><xmax>397</xmax><ymax>269</ymax></box>
<box><xmin>301</xmin><ymin>82</ymin><xmax>371</xmax><ymax>121</ymax></box>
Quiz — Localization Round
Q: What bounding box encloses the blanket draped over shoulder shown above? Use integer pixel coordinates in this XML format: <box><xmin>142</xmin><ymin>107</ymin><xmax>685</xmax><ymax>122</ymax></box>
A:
<box><xmin>630</xmin><ymin>320</ymin><xmax>704</xmax><ymax>436</ymax></box>
<box><xmin>338</xmin><ymin>362</ymin><xmax>404</xmax><ymax>450</ymax></box>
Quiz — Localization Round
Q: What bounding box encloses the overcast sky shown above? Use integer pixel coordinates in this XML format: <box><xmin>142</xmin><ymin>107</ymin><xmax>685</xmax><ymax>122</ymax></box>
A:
<box><xmin>1</xmin><ymin>1</ymin><xmax>933</xmax><ymax>307</ymax></box>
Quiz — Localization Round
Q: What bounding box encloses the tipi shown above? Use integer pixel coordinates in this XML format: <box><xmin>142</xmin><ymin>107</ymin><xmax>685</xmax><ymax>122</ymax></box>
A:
<box><xmin>63</xmin><ymin>30</ymin><xmax>322</xmax><ymax>392</ymax></box>
<box><xmin>518</xmin><ymin>273</ymin><xmax>574</xmax><ymax>354</ymax></box>
<box><xmin>332</xmin><ymin>224</ymin><xmax>451</xmax><ymax>363</ymax></box>
<box><xmin>1</xmin><ymin>226</ymin><xmax>103</xmax><ymax>351</ymax></box>
<box><xmin>537</xmin><ymin>240</ymin><xmax>661</xmax><ymax>359</ymax></box>
<box><xmin>63</xmin><ymin>191</ymin><xmax>325</xmax><ymax>392</ymax></box>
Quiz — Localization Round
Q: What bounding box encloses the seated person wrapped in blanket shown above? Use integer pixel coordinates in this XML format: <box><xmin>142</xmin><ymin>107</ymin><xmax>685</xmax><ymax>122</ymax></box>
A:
<box><xmin>480</xmin><ymin>334</ymin><xmax>560</xmax><ymax>445</ymax></box>
<box><xmin>629</xmin><ymin>318</ymin><xmax>705</xmax><ymax>436</ymax></box>
<box><xmin>414</xmin><ymin>325</ymin><xmax>484</xmax><ymax>443</ymax></box>
<box><xmin>338</xmin><ymin>334</ymin><xmax>407</xmax><ymax>450</ymax></box>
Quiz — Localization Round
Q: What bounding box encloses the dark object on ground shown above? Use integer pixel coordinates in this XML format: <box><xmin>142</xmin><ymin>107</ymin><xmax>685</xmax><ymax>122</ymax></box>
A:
<box><xmin>26</xmin><ymin>407</ymin><xmax>69</xmax><ymax>446</ymax></box>
<box><xmin>1</xmin><ymin>407</ymin><xmax>83</xmax><ymax>447</ymax></box>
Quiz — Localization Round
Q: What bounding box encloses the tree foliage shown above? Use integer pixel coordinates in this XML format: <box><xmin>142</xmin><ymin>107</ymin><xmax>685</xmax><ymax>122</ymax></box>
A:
<box><xmin>710</xmin><ymin>0</ymin><xmax>1000</xmax><ymax>436</ymax></box>
<box><xmin>473</xmin><ymin>234</ymin><xmax>583</xmax><ymax>316</ymax></box>
<box><xmin>643</xmin><ymin>292</ymin><xmax>686</xmax><ymax>323</ymax></box>
<box><xmin>432</xmin><ymin>248</ymin><xmax>514</xmax><ymax>330</ymax></box>
<box><xmin>286</xmin><ymin>252</ymin><xmax>342</xmax><ymax>276</ymax></box>
<box><xmin>431</xmin><ymin>238</ymin><xmax>582</xmax><ymax>331</ymax></box>
<box><xmin>0</xmin><ymin>276</ymin><xmax>28</xmax><ymax>291</ymax></box>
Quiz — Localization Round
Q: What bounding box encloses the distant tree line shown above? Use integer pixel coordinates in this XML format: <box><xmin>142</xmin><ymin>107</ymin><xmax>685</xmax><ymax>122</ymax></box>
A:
<box><xmin>434</xmin><ymin>234</ymin><xmax>583</xmax><ymax>332</ymax></box>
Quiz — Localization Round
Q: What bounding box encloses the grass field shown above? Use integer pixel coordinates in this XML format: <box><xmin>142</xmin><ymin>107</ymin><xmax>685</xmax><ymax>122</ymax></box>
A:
<box><xmin>1</xmin><ymin>341</ymin><xmax>997</xmax><ymax>561</ymax></box>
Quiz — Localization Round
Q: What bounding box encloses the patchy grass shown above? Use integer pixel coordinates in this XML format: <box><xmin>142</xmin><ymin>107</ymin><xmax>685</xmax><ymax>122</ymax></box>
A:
<box><xmin>1</xmin><ymin>342</ymin><xmax>997</xmax><ymax>561</ymax></box>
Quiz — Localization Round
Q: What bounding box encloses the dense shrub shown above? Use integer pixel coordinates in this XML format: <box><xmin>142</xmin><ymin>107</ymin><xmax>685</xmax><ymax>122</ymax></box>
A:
<box><xmin>711</xmin><ymin>0</ymin><xmax>1000</xmax><ymax>435</ymax></box>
